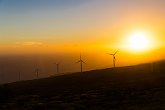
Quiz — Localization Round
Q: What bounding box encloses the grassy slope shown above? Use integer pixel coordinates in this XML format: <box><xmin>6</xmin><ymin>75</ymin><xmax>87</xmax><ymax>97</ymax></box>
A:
<box><xmin>1</xmin><ymin>61</ymin><xmax>165</xmax><ymax>109</ymax></box>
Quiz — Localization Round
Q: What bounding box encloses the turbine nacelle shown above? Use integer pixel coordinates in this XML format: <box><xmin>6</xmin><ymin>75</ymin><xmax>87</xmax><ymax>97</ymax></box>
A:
<box><xmin>76</xmin><ymin>60</ymin><xmax>86</xmax><ymax>64</ymax></box>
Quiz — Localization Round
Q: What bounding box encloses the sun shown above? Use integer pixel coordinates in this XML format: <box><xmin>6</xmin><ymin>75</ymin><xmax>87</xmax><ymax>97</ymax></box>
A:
<box><xmin>126</xmin><ymin>31</ymin><xmax>152</xmax><ymax>52</ymax></box>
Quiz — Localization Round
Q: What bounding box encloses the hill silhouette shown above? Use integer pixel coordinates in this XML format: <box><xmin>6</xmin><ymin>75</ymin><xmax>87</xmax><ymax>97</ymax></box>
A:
<box><xmin>1</xmin><ymin>61</ymin><xmax>165</xmax><ymax>109</ymax></box>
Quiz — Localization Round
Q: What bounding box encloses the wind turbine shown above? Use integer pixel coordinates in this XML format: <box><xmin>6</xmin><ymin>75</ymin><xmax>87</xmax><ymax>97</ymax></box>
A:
<box><xmin>76</xmin><ymin>53</ymin><xmax>86</xmax><ymax>72</ymax></box>
<box><xmin>34</xmin><ymin>65</ymin><xmax>39</xmax><ymax>79</ymax></box>
<box><xmin>107</xmin><ymin>50</ymin><xmax>119</xmax><ymax>68</ymax></box>
<box><xmin>54</xmin><ymin>62</ymin><xmax>60</xmax><ymax>73</ymax></box>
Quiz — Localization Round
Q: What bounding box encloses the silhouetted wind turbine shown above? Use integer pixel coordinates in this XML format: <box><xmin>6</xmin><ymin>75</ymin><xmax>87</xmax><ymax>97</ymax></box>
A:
<box><xmin>76</xmin><ymin>53</ymin><xmax>86</xmax><ymax>72</ymax></box>
<box><xmin>54</xmin><ymin>62</ymin><xmax>60</xmax><ymax>73</ymax></box>
<box><xmin>34</xmin><ymin>65</ymin><xmax>39</xmax><ymax>79</ymax></box>
<box><xmin>107</xmin><ymin>50</ymin><xmax>119</xmax><ymax>68</ymax></box>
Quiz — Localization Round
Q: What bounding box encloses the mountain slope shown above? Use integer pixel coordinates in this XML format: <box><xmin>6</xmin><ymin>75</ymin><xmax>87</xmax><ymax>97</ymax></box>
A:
<box><xmin>1</xmin><ymin>61</ymin><xmax>165</xmax><ymax>109</ymax></box>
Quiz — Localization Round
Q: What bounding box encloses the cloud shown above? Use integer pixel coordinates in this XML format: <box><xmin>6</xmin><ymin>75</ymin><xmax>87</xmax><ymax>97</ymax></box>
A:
<box><xmin>15</xmin><ymin>41</ymin><xmax>43</xmax><ymax>46</ymax></box>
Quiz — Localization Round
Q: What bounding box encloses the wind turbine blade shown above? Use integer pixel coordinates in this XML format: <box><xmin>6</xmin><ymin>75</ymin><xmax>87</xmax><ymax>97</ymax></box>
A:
<box><xmin>106</xmin><ymin>53</ymin><xmax>114</xmax><ymax>55</ymax></box>
<box><xmin>75</xmin><ymin>60</ymin><xmax>81</xmax><ymax>63</ymax></box>
<box><xmin>114</xmin><ymin>49</ymin><xmax>119</xmax><ymax>55</ymax></box>
<box><xmin>82</xmin><ymin>60</ymin><xmax>86</xmax><ymax>64</ymax></box>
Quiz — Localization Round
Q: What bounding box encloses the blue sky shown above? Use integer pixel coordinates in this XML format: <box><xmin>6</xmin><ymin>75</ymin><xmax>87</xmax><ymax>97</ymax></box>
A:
<box><xmin>0</xmin><ymin>0</ymin><xmax>90</xmax><ymax>41</ymax></box>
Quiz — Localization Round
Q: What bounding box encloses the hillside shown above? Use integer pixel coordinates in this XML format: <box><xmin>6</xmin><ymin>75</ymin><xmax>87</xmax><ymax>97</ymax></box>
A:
<box><xmin>1</xmin><ymin>61</ymin><xmax>165</xmax><ymax>110</ymax></box>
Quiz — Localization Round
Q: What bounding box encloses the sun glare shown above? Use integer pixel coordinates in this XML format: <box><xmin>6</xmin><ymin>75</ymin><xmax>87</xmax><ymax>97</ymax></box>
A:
<box><xmin>126</xmin><ymin>31</ymin><xmax>152</xmax><ymax>52</ymax></box>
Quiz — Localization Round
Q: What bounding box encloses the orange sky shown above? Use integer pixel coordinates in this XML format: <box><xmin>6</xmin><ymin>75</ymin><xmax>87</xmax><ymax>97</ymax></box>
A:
<box><xmin>0</xmin><ymin>0</ymin><xmax>165</xmax><ymax>67</ymax></box>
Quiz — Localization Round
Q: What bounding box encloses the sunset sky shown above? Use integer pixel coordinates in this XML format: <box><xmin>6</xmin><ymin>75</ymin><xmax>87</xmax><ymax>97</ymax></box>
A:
<box><xmin>0</xmin><ymin>0</ymin><xmax>165</xmax><ymax>68</ymax></box>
